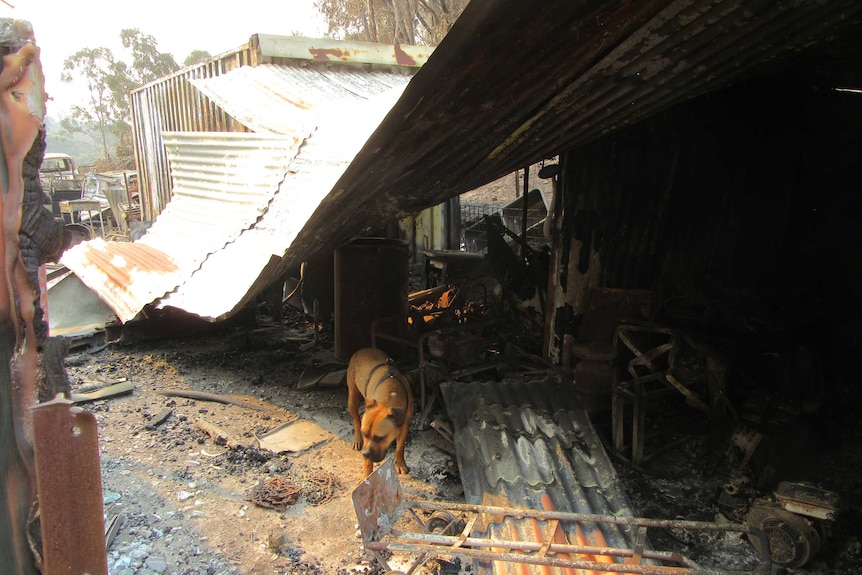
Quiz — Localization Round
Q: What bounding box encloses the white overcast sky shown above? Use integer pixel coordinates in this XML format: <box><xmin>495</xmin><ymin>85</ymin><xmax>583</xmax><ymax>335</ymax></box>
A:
<box><xmin>0</xmin><ymin>0</ymin><xmax>327</xmax><ymax>117</ymax></box>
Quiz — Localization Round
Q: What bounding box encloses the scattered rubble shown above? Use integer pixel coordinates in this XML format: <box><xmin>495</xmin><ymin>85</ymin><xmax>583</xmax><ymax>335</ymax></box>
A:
<box><xmin>60</xmin><ymin>293</ymin><xmax>862</xmax><ymax>574</ymax></box>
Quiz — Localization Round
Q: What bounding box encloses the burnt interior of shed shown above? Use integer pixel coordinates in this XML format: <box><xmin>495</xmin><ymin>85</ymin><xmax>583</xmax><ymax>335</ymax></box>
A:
<box><xmin>318</xmin><ymin>60</ymin><xmax>861</xmax><ymax>569</ymax></box>
<box><xmin>544</xmin><ymin>51</ymin><xmax>861</xmax><ymax>561</ymax></box>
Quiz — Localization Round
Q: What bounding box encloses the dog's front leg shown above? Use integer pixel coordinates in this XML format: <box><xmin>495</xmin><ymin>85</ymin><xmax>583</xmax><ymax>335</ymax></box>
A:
<box><xmin>394</xmin><ymin>426</ymin><xmax>410</xmax><ymax>475</ymax></box>
<box><xmin>347</xmin><ymin>385</ymin><xmax>363</xmax><ymax>451</ymax></box>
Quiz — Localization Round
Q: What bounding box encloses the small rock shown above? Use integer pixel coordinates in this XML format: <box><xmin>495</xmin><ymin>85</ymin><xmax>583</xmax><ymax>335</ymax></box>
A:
<box><xmin>144</xmin><ymin>555</ymin><xmax>167</xmax><ymax>573</ymax></box>
<box><xmin>103</xmin><ymin>490</ymin><xmax>121</xmax><ymax>504</ymax></box>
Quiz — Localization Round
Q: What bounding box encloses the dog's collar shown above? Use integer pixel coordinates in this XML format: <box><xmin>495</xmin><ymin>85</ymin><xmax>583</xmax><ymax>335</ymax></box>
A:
<box><xmin>365</xmin><ymin>360</ymin><xmax>405</xmax><ymax>399</ymax></box>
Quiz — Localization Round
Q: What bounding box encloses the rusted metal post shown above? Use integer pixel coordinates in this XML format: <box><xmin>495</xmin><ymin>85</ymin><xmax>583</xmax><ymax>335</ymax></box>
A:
<box><xmin>31</xmin><ymin>396</ymin><xmax>108</xmax><ymax>574</ymax></box>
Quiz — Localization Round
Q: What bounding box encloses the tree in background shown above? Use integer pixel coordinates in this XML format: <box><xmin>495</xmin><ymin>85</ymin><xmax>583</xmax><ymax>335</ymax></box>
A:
<box><xmin>60</xmin><ymin>29</ymin><xmax>196</xmax><ymax>167</ymax></box>
<box><xmin>121</xmin><ymin>29</ymin><xmax>180</xmax><ymax>84</ymax></box>
<box><xmin>184</xmin><ymin>50</ymin><xmax>213</xmax><ymax>67</ymax></box>
<box><xmin>315</xmin><ymin>0</ymin><xmax>469</xmax><ymax>46</ymax></box>
<box><xmin>59</xmin><ymin>46</ymin><xmax>124</xmax><ymax>163</ymax></box>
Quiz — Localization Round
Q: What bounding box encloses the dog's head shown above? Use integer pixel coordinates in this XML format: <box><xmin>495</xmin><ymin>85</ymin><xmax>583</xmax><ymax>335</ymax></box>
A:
<box><xmin>360</xmin><ymin>400</ymin><xmax>407</xmax><ymax>462</ymax></box>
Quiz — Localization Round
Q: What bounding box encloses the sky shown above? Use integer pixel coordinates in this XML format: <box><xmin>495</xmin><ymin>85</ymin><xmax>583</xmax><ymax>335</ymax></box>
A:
<box><xmin>0</xmin><ymin>0</ymin><xmax>328</xmax><ymax>118</ymax></box>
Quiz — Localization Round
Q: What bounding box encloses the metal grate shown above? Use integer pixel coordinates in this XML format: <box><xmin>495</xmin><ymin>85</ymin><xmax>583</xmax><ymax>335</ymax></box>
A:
<box><xmin>460</xmin><ymin>203</ymin><xmax>501</xmax><ymax>253</ymax></box>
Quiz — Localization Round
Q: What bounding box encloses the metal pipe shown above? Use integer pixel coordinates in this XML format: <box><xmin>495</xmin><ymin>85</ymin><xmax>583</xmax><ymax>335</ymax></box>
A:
<box><xmin>367</xmin><ymin>540</ymin><xmax>760</xmax><ymax>575</ymax></box>
<box><xmin>521</xmin><ymin>165</ymin><xmax>529</xmax><ymax>260</ymax></box>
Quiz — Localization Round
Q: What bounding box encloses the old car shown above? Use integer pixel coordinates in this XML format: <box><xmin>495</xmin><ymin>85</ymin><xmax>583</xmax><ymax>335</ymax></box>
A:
<box><xmin>39</xmin><ymin>152</ymin><xmax>79</xmax><ymax>186</ymax></box>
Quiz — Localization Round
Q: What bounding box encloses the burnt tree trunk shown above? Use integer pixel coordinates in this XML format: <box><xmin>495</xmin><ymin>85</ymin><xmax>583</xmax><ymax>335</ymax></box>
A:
<box><xmin>1</xmin><ymin>23</ymin><xmax>74</xmax><ymax>574</ymax></box>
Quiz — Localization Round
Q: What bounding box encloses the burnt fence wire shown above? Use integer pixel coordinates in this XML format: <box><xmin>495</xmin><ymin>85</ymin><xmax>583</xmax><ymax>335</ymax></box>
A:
<box><xmin>460</xmin><ymin>203</ymin><xmax>502</xmax><ymax>253</ymax></box>
<box><xmin>461</xmin><ymin>203</ymin><xmax>547</xmax><ymax>254</ymax></box>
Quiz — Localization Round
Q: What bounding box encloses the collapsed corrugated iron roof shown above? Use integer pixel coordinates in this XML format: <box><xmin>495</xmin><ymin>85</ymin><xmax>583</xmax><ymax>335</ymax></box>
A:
<box><xmin>61</xmin><ymin>64</ymin><xmax>413</xmax><ymax>322</ymax></box>
<box><xmin>62</xmin><ymin>0</ymin><xmax>862</xmax><ymax>323</ymax></box>
<box><xmin>277</xmin><ymin>0</ymin><xmax>862</xmax><ymax>275</ymax></box>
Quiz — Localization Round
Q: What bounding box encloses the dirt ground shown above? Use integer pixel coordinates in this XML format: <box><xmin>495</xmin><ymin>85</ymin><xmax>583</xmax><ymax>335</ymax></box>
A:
<box><xmin>66</xmin><ymin>310</ymin><xmax>462</xmax><ymax>575</ymax></box>
<box><xmin>62</xmin><ymin>299</ymin><xmax>862</xmax><ymax>575</ymax></box>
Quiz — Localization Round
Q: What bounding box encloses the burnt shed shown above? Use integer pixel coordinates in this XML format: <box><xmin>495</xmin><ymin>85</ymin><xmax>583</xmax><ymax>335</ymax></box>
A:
<box><xmin>285</xmin><ymin>0</ymin><xmax>862</xmax><ymax>396</ymax></box>
<box><xmin>175</xmin><ymin>1</ymin><xmax>862</xmax><ymax>438</ymax></box>
<box><xmin>341</xmin><ymin>3</ymin><xmax>862</xmax><ymax>571</ymax></box>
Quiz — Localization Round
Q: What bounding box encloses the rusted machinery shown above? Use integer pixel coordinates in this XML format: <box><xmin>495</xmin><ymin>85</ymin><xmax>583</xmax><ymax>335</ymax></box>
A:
<box><xmin>353</xmin><ymin>459</ymin><xmax>771</xmax><ymax>575</ymax></box>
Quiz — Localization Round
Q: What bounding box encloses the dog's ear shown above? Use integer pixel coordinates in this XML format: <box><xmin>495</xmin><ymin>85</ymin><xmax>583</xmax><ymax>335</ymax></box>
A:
<box><xmin>388</xmin><ymin>407</ymin><xmax>406</xmax><ymax>427</ymax></box>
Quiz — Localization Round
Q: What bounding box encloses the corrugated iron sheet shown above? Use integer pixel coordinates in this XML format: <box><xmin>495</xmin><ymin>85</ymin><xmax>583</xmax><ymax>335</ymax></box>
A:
<box><xmin>188</xmin><ymin>64</ymin><xmax>412</xmax><ymax>136</ymax></box>
<box><xmin>61</xmin><ymin>63</ymin><xmax>412</xmax><ymax>323</ymax></box>
<box><xmin>130</xmin><ymin>36</ymin><xmax>426</xmax><ymax>220</ymax></box>
<box><xmin>274</xmin><ymin>0</ymin><xmax>862</xmax><ymax>280</ymax></box>
<box><xmin>131</xmin><ymin>45</ymin><xmax>256</xmax><ymax>219</ymax></box>
<box><xmin>59</xmin><ymin>239</ymin><xmax>184</xmax><ymax>323</ymax></box>
<box><xmin>441</xmin><ymin>375</ymin><xmax>641</xmax><ymax>574</ymax></box>
<box><xmin>143</xmin><ymin>131</ymin><xmax>303</xmax><ymax>269</ymax></box>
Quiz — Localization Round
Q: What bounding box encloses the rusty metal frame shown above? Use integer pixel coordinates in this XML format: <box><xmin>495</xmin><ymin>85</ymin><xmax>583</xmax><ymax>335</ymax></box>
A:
<box><xmin>353</xmin><ymin>459</ymin><xmax>771</xmax><ymax>575</ymax></box>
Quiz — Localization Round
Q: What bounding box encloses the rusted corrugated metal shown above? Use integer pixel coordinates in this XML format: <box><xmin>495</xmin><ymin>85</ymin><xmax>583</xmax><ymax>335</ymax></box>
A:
<box><xmin>62</xmin><ymin>131</ymin><xmax>303</xmax><ymax>323</ymax></box>
<box><xmin>57</xmin><ymin>239</ymin><xmax>183</xmax><ymax>327</ymax></box>
<box><xmin>440</xmin><ymin>375</ymin><xmax>641</xmax><ymax>574</ymax></box>
<box><xmin>273</xmin><ymin>0</ymin><xmax>862</xmax><ymax>283</ymax></box>
<box><xmin>64</xmin><ymin>61</ymin><xmax>413</xmax><ymax>323</ymax></box>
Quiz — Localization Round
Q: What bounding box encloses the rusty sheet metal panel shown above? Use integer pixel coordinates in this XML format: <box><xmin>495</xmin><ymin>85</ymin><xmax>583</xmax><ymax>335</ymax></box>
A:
<box><xmin>440</xmin><ymin>375</ymin><xmax>642</xmax><ymax>574</ymax></box>
<box><xmin>254</xmin><ymin>33</ymin><xmax>432</xmax><ymax>68</ymax></box>
<box><xmin>157</xmin><ymin>77</ymin><xmax>410</xmax><ymax>320</ymax></box>
<box><xmin>61</xmin><ymin>131</ymin><xmax>302</xmax><ymax>323</ymax></box>
<box><xmin>58</xmin><ymin>239</ymin><xmax>183</xmax><ymax>323</ymax></box>
<box><xmin>354</xmin><ymin>461</ymin><xmax>769</xmax><ymax>574</ymax></box>
<box><xmin>63</xmin><ymin>61</ymin><xmax>412</xmax><ymax>324</ymax></box>
<box><xmin>31</xmin><ymin>396</ymin><xmax>107</xmax><ymax>575</ymax></box>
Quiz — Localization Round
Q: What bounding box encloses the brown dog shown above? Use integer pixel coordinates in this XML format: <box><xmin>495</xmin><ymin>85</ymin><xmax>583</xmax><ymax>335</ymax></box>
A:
<box><xmin>347</xmin><ymin>347</ymin><xmax>414</xmax><ymax>479</ymax></box>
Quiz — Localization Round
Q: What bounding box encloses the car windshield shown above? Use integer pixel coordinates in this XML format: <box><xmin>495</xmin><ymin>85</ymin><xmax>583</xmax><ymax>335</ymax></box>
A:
<box><xmin>41</xmin><ymin>158</ymin><xmax>71</xmax><ymax>172</ymax></box>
